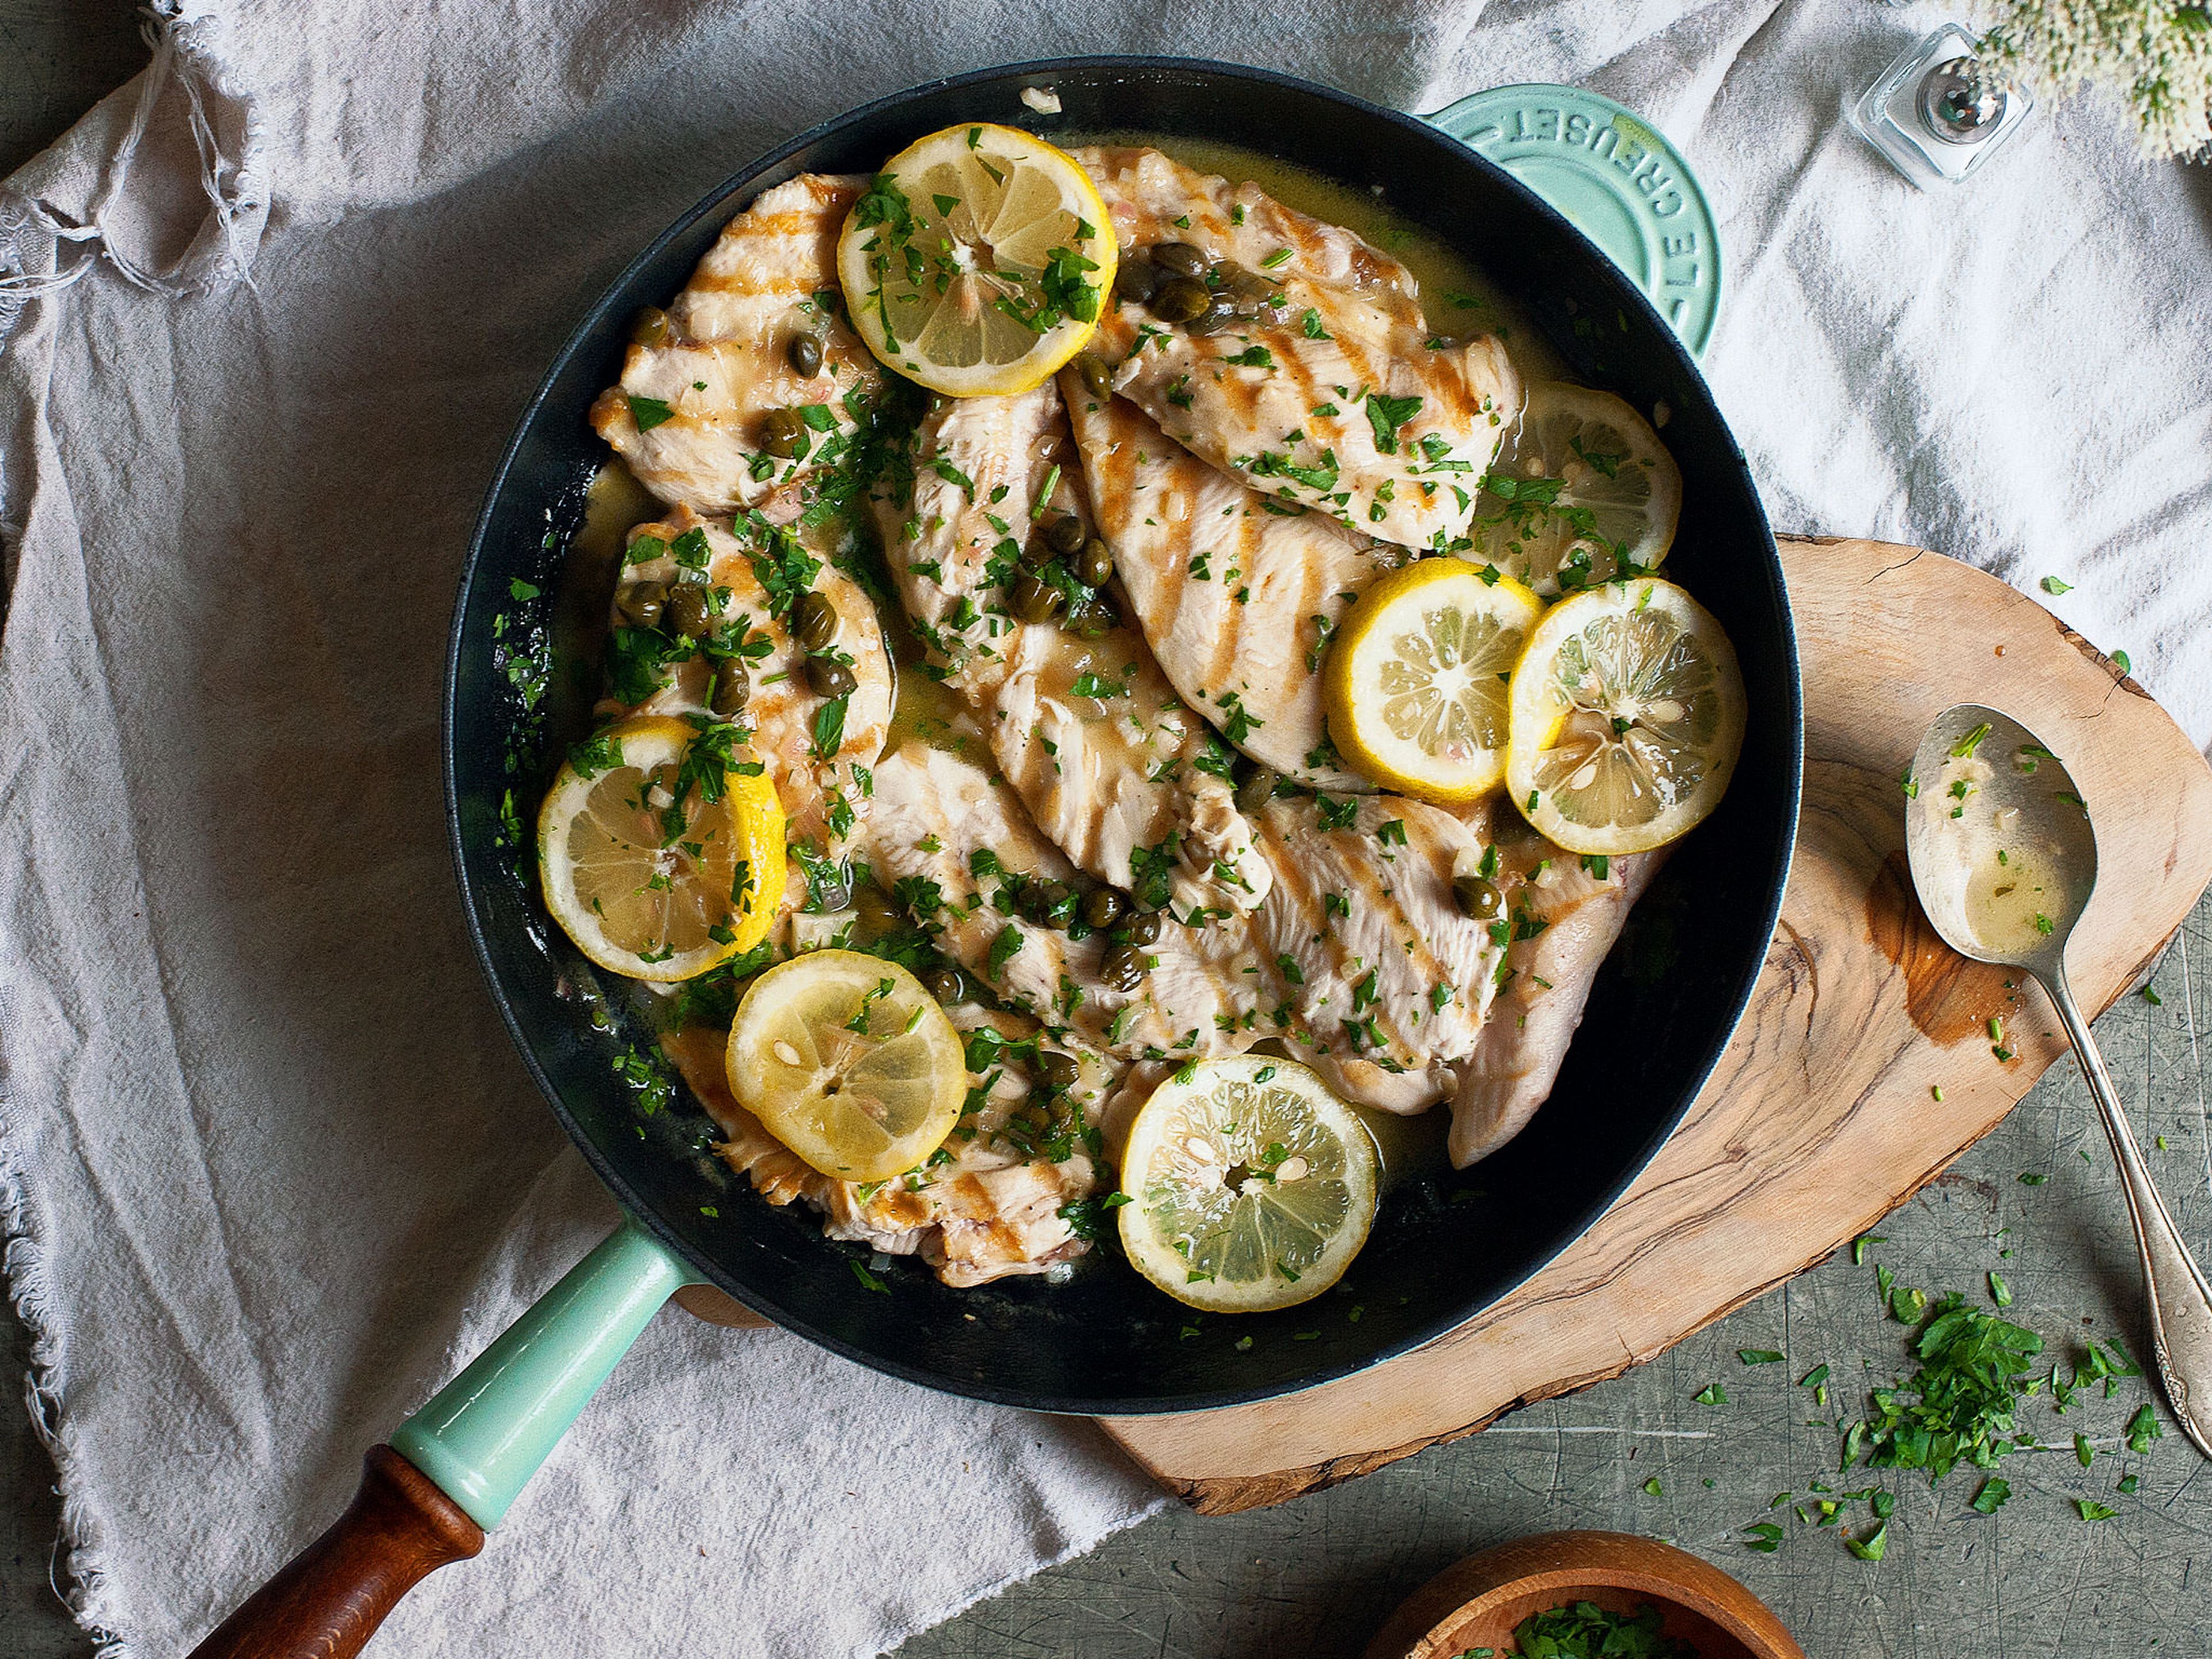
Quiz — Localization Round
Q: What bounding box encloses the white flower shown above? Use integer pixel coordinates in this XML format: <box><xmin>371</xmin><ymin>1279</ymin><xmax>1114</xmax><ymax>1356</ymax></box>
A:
<box><xmin>1978</xmin><ymin>1</ymin><xmax>2212</xmax><ymax>160</ymax></box>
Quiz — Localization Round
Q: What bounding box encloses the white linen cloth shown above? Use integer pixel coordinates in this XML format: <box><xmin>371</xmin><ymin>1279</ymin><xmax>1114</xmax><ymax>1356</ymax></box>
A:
<box><xmin>2</xmin><ymin>2</ymin><xmax>2207</xmax><ymax>1654</ymax></box>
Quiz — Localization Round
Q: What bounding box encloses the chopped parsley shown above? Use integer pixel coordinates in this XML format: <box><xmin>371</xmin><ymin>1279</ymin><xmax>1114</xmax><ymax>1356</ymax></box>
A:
<box><xmin>810</xmin><ymin>694</ymin><xmax>849</xmax><ymax>760</ymax></box>
<box><xmin>1363</xmin><ymin>391</ymin><xmax>1423</xmax><ymax>455</ymax></box>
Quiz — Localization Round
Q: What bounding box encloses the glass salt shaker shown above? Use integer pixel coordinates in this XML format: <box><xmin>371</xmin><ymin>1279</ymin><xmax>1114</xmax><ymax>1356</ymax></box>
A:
<box><xmin>1846</xmin><ymin>22</ymin><xmax>2033</xmax><ymax>188</ymax></box>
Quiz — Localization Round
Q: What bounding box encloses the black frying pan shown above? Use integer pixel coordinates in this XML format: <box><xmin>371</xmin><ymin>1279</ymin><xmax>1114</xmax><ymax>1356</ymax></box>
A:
<box><xmin>190</xmin><ymin>57</ymin><xmax>1800</xmax><ymax>1659</ymax></box>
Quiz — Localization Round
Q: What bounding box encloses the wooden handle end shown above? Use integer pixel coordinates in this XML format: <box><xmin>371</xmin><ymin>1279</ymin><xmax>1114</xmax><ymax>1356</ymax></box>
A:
<box><xmin>188</xmin><ymin>1445</ymin><xmax>483</xmax><ymax>1659</ymax></box>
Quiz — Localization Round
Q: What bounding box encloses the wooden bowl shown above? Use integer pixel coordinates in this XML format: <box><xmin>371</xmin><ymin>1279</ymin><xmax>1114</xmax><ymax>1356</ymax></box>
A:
<box><xmin>1365</xmin><ymin>1531</ymin><xmax>1805</xmax><ymax>1659</ymax></box>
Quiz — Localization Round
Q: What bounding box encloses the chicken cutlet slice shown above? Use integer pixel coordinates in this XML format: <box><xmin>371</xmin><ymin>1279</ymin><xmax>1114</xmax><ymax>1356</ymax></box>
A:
<box><xmin>872</xmin><ymin>380</ymin><xmax>1270</xmax><ymax>915</ymax></box>
<box><xmin>1075</xmin><ymin>145</ymin><xmax>1522</xmax><ymax>551</ymax></box>
<box><xmin>874</xmin><ymin>745</ymin><xmax>1510</xmax><ymax>1125</ymax></box>
<box><xmin>1449</xmin><ymin>837</ymin><xmax>1661</xmax><ymax>1168</ymax></box>
<box><xmin>664</xmin><ymin>1009</ymin><xmax>1112</xmax><ymax>1287</ymax></box>
<box><xmin>1061</xmin><ymin>377</ymin><xmax>1385</xmax><ymax>789</ymax></box>
<box><xmin>589</xmin><ymin>173</ymin><xmax>882</xmax><ymax>520</ymax></box>
<box><xmin>1244</xmin><ymin>792</ymin><xmax>1507</xmax><ymax>1114</ymax></box>
<box><xmin>866</xmin><ymin>741</ymin><xmax>1264</xmax><ymax>1065</ymax></box>
<box><xmin>1074</xmin><ymin>145</ymin><xmax>1426</xmax><ymax>328</ymax></box>
<box><xmin>601</xmin><ymin>506</ymin><xmax>889</xmax><ymax>911</ymax></box>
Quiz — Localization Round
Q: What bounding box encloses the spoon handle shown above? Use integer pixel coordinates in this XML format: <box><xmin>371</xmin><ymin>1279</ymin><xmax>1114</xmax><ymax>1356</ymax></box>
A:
<box><xmin>2042</xmin><ymin>963</ymin><xmax>2212</xmax><ymax>1458</ymax></box>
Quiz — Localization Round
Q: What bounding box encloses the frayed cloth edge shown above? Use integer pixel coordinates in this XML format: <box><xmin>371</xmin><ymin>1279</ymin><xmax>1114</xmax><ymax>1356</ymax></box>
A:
<box><xmin>0</xmin><ymin>1075</ymin><xmax>132</xmax><ymax>1654</ymax></box>
<box><xmin>0</xmin><ymin>2</ymin><xmax>270</xmax><ymax>354</ymax></box>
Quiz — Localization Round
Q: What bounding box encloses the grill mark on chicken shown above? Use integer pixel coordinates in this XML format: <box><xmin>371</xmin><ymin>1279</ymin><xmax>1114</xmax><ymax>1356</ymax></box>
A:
<box><xmin>1060</xmin><ymin>381</ymin><xmax>1380</xmax><ymax>788</ymax></box>
<box><xmin>590</xmin><ymin>174</ymin><xmax>880</xmax><ymax>522</ymax></box>
<box><xmin>870</xmin><ymin>381</ymin><xmax>1270</xmax><ymax>914</ymax></box>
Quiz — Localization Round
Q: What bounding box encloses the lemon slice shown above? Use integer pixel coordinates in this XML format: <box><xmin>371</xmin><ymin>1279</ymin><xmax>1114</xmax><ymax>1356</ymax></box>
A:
<box><xmin>1504</xmin><ymin>578</ymin><xmax>1746</xmax><ymax>855</ymax></box>
<box><xmin>1321</xmin><ymin>559</ymin><xmax>1546</xmax><ymax>802</ymax></box>
<box><xmin>537</xmin><ymin>715</ymin><xmax>786</xmax><ymax>982</ymax></box>
<box><xmin>1118</xmin><ymin>1056</ymin><xmax>1378</xmax><ymax>1313</ymax></box>
<box><xmin>837</xmin><ymin>123</ymin><xmax>1117</xmax><ymax>397</ymax></box>
<box><xmin>1471</xmin><ymin>382</ymin><xmax>1682</xmax><ymax>595</ymax></box>
<box><xmin>725</xmin><ymin>950</ymin><xmax>967</xmax><ymax>1182</ymax></box>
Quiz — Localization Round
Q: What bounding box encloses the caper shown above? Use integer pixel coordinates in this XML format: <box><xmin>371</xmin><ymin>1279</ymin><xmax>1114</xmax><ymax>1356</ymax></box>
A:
<box><xmin>614</xmin><ymin>579</ymin><xmax>668</xmax><ymax>629</ymax></box>
<box><xmin>805</xmin><ymin>654</ymin><xmax>858</xmax><ymax>698</ymax></box>
<box><xmin>664</xmin><ymin>582</ymin><xmax>713</xmax><ymax>640</ymax></box>
<box><xmin>1008</xmin><ymin>571</ymin><xmax>1067</xmax><ymax>624</ymax></box>
<box><xmin>1150</xmin><ymin>275</ymin><xmax>1212</xmax><ymax>324</ymax></box>
<box><xmin>1019</xmin><ymin>536</ymin><xmax>1057</xmax><ymax>571</ymax></box>
<box><xmin>1234</xmin><ymin>767</ymin><xmax>1280</xmax><ymax>813</ymax></box>
<box><xmin>1074</xmin><ymin>350</ymin><xmax>1112</xmax><ymax>403</ymax></box>
<box><xmin>855</xmin><ymin>885</ymin><xmax>903</xmax><ymax>933</ymax></box>
<box><xmin>1073</xmin><ymin>537</ymin><xmax>1115</xmax><ymax>589</ymax></box>
<box><xmin>1101</xmin><ymin>943</ymin><xmax>1148</xmax><ymax>993</ymax></box>
<box><xmin>1010</xmin><ymin>875</ymin><xmax>1047</xmax><ymax>923</ymax></box>
<box><xmin>792</xmin><ymin>590</ymin><xmax>839</xmax><ymax>654</ymax></box>
<box><xmin>1453</xmin><ymin>873</ymin><xmax>1505</xmax><ymax>921</ymax></box>
<box><xmin>1039</xmin><ymin>1051</ymin><xmax>1081</xmax><ymax>1092</ymax></box>
<box><xmin>630</xmin><ymin>306</ymin><xmax>672</xmax><ymax>348</ymax></box>
<box><xmin>1152</xmin><ymin>241</ymin><xmax>1209</xmax><ymax>279</ymax></box>
<box><xmin>1026</xmin><ymin>877</ymin><xmax>1071</xmax><ymax>925</ymax></box>
<box><xmin>1063</xmin><ymin>593</ymin><xmax>1116</xmax><ymax>639</ymax></box>
<box><xmin>921</xmin><ymin>965</ymin><xmax>968</xmax><ymax>1005</ymax></box>
<box><xmin>1113</xmin><ymin>257</ymin><xmax>1160</xmax><ymax>305</ymax></box>
<box><xmin>761</xmin><ymin>407</ymin><xmax>809</xmax><ymax>459</ymax></box>
<box><xmin>1122</xmin><ymin>908</ymin><xmax>1166</xmax><ymax>948</ymax></box>
<box><xmin>1218</xmin><ymin>264</ymin><xmax>1279</xmax><ymax>301</ymax></box>
<box><xmin>787</xmin><ymin>332</ymin><xmax>824</xmax><ymax>377</ymax></box>
<box><xmin>709</xmin><ymin>658</ymin><xmax>751</xmax><ymax>718</ymax></box>
<box><xmin>1046</xmin><ymin>513</ymin><xmax>1088</xmax><ymax>557</ymax></box>
<box><xmin>1187</xmin><ymin>300</ymin><xmax>1239</xmax><ymax>335</ymax></box>
<box><xmin>1082</xmin><ymin>887</ymin><xmax>1128</xmax><ymax>930</ymax></box>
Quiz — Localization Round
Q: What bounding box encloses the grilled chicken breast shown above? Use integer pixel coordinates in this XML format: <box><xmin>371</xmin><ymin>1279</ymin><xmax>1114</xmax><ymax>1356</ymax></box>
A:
<box><xmin>602</xmin><ymin>506</ymin><xmax>889</xmax><ymax>900</ymax></box>
<box><xmin>665</xmin><ymin>1012</ymin><xmax>1110</xmax><ymax>1287</ymax></box>
<box><xmin>1061</xmin><ymin>376</ymin><xmax>1386</xmax><ymax>788</ymax></box>
<box><xmin>1075</xmin><ymin>146</ymin><xmax>1522</xmax><ymax>551</ymax></box>
<box><xmin>1450</xmin><ymin>839</ymin><xmax>1659</xmax><ymax>1167</ymax></box>
<box><xmin>590</xmin><ymin>175</ymin><xmax>883</xmax><ymax>520</ymax></box>
<box><xmin>872</xmin><ymin>381</ymin><xmax>1271</xmax><ymax>914</ymax></box>
<box><xmin>1244</xmin><ymin>793</ymin><xmax>1506</xmax><ymax>1113</ymax></box>
<box><xmin>866</xmin><ymin>741</ymin><xmax>1257</xmax><ymax>1060</ymax></box>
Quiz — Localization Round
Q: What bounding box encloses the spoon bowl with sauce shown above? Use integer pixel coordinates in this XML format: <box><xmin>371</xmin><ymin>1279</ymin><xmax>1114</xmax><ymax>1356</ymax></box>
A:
<box><xmin>1904</xmin><ymin>702</ymin><xmax>2212</xmax><ymax>1457</ymax></box>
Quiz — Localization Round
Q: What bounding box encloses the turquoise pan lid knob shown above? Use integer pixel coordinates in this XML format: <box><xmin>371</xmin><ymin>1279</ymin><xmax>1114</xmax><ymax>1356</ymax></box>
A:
<box><xmin>1423</xmin><ymin>84</ymin><xmax>1723</xmax><ymax>359</ymax></box>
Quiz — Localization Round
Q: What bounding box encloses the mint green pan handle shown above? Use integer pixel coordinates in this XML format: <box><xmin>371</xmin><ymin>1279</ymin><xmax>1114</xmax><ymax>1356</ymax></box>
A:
<box><xmin>187</xmin><ymin>1218</ymin><xmax>703</xmax><ymax>1659</ymax></box>
<box><xmin>391</xmin><ymin>1217</ymin><xmax>700</xmax><ymax>1528</ymax></box>
<box><xmin>1422</xmin><ymin>83</ymin><xmax>1724</xmax><ymax>357</ymax></box>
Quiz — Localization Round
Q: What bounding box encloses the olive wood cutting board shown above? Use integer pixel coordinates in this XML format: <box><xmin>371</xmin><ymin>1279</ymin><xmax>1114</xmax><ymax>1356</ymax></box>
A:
<box><xmin>1092</xmin><ymin>534</ymin><xmax>2212</xmax><ymax>1514</ymax></box>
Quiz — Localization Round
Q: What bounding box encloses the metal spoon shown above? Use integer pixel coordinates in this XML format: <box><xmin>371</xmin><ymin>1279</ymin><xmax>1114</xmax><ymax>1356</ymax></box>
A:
<box><xmin>1904</xmin><ymin>702</ymin><xmax>2212</xmax><ymax>1456</ymax></box>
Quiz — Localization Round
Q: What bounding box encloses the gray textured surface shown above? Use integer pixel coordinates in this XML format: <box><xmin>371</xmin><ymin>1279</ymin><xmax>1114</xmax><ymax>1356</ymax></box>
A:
<box><xmin>3</xmin><ymin>14</ymin><xmax>2208</xmax><ymax>1658</ymax></box>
